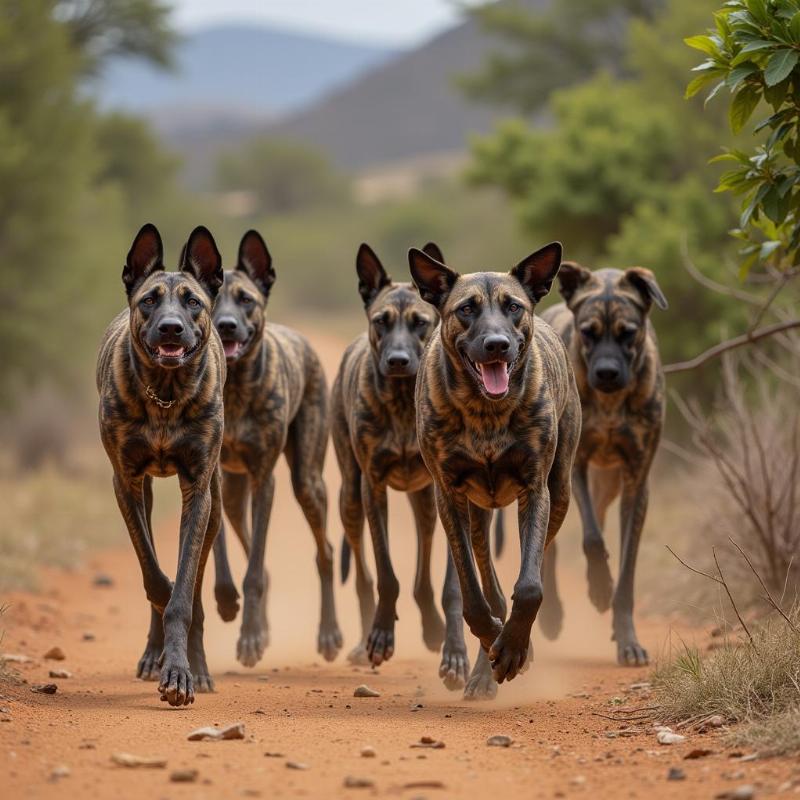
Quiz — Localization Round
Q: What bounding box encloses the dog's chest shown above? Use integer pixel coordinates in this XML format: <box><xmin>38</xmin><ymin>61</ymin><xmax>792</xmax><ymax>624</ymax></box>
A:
<box><xmin>580</xmin><ymin>402</ymin><xmax>644</xmax><ymax>467</ymax></box>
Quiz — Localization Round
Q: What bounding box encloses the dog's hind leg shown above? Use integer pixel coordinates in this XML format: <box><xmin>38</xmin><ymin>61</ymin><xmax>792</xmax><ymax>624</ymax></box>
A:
<box><xmin>187</xmin><ymin>467</ymin><xmax>222</xmax><ymax>693</ymax></box>
<box><xmin>212</xmin><ymin>519</ymin><xmax>240</xmax><ymax>623</ymax></box>
<box><xmin>285</xmin><ymin>389</ymin><xmax>343</xmax><ymax>663</ymax></box>
<box><xmin>574</xmin><ymin>460</ymin><xmax>615</xmax><ymax>612</ymax></box>
<box><xmin>408</xmin><ymin>485</ymin><xmax>446</xmax><ymax>652</ymax></box>
<box><xmin>464</xmin><ymin>502</ymin><xmax>503</xmax><ymax>700</ymax></box>
<box><xmin>538</xmin><ymin>542</ymin><xmax>563</xmax><ymax>641</ymax></box>
<box><xmin>113</xmin><ymin>473</ymin><xmax>173</xmax><ymax>680</ymax></box>
<box><xmin>439</xmin><ymin>548</ymin><xmax>469</xmax><ymax>690</ymax></box>
<box><xmin>333</xmin><ymin>428</ymin><xmax>374</xmax><ymax>665</ymax></box>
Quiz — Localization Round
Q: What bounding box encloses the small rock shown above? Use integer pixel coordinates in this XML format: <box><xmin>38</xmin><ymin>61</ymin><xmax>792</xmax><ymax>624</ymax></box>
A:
<box><xmin>570</xmin><ymin>776</ymin><xmax>586</xmax><ymax>786</ymax></box>
<box><xmin>360</xmin><ymin>746</ymin><xmax>376</xmax><ymax>758</ymax></box>
<box><xmin>684</xmin><ymin>748</ymin><xmax>712</xmax><ymax>760</ymax></box>
<box><xmin>715</xmin><ymin>787</ymin><xmax>755</xmax><ymax>800</ymax></box>
<box><xmin>353</xmin><ymin>684</ymin><xmax>380</xmax><ymax>698</ymax></box>
<box><xmin>487</xmin><ymin>734</ymin><xmax>513</xmax><ymax>748</ymax></box>
<box><xmin>656</xmin><ymin>731</ymin><xmax>686</xmax><ymax>745</ymax></box>
<box><xmin>93</xmin><ymin>573</ymin><xmax>114</xmax><ymax>587</ymax></box>
<box><xmin>43</xmin><ymin>647</ymin><xmax>65</xmax><ymax>661</ymax></box>
<box><xmin>1</xmin><ymin>653</ymin><xmax>33</xmax><ymax>664</ymax></box>
<box><xmin>187</xmin><ymin>722</ymin><xmax>245</xmax><ymax>741</ymax></box>
<box><xmin>264</xmin><ymin>752</ymin><xmax>284</xmax><ymax>758</ymax></box>
<box><xmin>111</xmin><ymin>752</ymin><xmax>167</xmax><ymax>768</ymax></box>
<box><xmin>403</xmin><ymin>780</ymin><xmax>445</xmax><ymax>789</ymax></box>
<box><xmin>170</xmin><ymin>769</ymin><xmax>199</xmax><ymax>783</ymax></box>
<box><xmin>343</xmin><ymin>776</ymin><xmax>374</xmax><ymax>788</ymax></box>
<box><xmin>667</xmin><ymin>767</ymin><xmax>686</xmax><ymax>781</ymax></box>
<box><xmin>285</xmin><ymin>761</ymin><xmax>309</xmax><ymax>770</ymax></box>
<box><xmin>411</xmin><ymin>736</ymin><xmax>445</xmax><ymax>749</ymax></box>
<box><xmin>31</xmin><ymin>684</ymin><xmax>57</xmax><ymax>695</ymax></box>
<box><xmin>630</xmin><ymin>681</ymin><xmax>652</xmax><ymax>691</ymax></box>
<box><xmin>707</xmin><ymin>715</ymin><xmax>724</xmax><ymax>728</ymax></box>
<box><xmin>49</xmin><ymin>765</ymin><xmax>70</xmax><ymax>781</ymax></box>
<box><xmin>82</xmin><ymin>632</ymin><xmax>96</xmax><ymax>641</ymax></box>
<box><xmin>49</xmin><ymin>669</ymin><xmax>72</xmax><ymax>679</ymax></box>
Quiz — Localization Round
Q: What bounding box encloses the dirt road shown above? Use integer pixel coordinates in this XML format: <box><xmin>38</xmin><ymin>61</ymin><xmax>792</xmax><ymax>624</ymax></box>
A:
<box><xmin>2</xmin><ymin>329</ymin><xmax>798</xmax><ymax>799</ymax></box>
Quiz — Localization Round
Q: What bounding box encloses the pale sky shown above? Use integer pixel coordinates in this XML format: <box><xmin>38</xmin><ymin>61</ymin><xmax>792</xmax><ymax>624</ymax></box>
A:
<box><xmin>171</xmin><ymin>0</ymin><xmax>477</xmax><ymax>46</ymax></box>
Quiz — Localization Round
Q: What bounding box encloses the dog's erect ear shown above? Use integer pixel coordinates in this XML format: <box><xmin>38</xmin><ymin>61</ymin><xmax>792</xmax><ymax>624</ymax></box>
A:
<box><xmin>237</xmin><ymin>229</ymin><xmax>276</xmax><ymax>299</ymax></box>
<box><xmin>624</xmin><ymin>267</ymin><xmax>668</xmax><ymax>311</ymax></box>
<box><xmin>356</xmin><ymin>243</ymin><xmax>391</xmax><ymax>308</ymax></box>
<box><xmin>557</xmin><ymin>261</ymin><xmax>593</xmax><ymax>305</ymax></box>
<box><xmin>408</xmin><ymin>247</ymin><xmax>459</xmax><ymax>309</ymax></box>
<box><xmin>510</xmin><ymin>242</ymin><xmax>562</xmax><ymax>304</ymax></box>
<box><xmin>180</xmin><ymin>226</ymin><xmax>224</xmax><ymax>299</ymax></box>
<box><xmin>421</xmin><ymin>241</ymin><xmax>445</xmax><ymax>264</ymax></box>
<box><xmin>123</xmin><ymin>223</ymin><xmax>164</xmax><ymax>297</ymax></box>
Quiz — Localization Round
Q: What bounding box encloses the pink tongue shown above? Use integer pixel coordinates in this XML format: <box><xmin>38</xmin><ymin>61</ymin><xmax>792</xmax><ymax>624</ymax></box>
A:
<box><xmin>479</xmin><ymin>362</ymin><xmax>509</xmax><ymax>395</ymax></box>
<box><xmin>159</xmin><ymin>345</ymin><xmax>184</xmax><ymax>357</ymax></box>
<box><xmin>223</xmin><ymin>341</ymin><xmax>239</xmax><ymax>358</ymax></box>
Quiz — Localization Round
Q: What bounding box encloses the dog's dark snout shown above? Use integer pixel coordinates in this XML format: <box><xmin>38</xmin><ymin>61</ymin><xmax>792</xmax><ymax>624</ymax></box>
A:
<box><xmin>158</xmin><ymin>318</ymin><xmax>184</xmax><ymax>336</ymax></box>
<box><xmin>387</xmin><ymin>351</ymin><xmax>411</xmax><ymax>368</ymax></box>
<box><xmin>216</xmin><ymin>316</ymin><xmax>238</xmax><ymax>335</ymax></box>
<box><xmin>595</xmin><ymin>361</ymin><xmax>620</xmax><ymax>382</ymax></box>
<box><xmin>484</xmin><ymin>334</ymin><xmax>511</xmax><ymax>355</ymax></box>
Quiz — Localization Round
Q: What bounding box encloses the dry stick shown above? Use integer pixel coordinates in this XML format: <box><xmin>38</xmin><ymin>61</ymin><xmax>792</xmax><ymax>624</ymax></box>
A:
<box><xmin>664</xmin><ymin>319</ymin><xmax>800</xmax><ymax>374</ymax></box>
<box><xmin>680</xmin><ymin>241</ymin><xmax>763</xmax><ymax>305</ymax></box>
<box><xmin>728</xmin><ymin>538</ymin><xmax>799</xmax><ymax>634</ymax></box>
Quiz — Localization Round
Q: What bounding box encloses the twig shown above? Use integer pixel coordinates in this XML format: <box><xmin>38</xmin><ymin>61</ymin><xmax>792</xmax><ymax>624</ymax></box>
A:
<box><xmin>712</xmin><ymin>547</ymin><xmax>756</xmax><ymax>649</ymax></box>
<box><xmin>729</xmin><ymin>538</ymin><xmax>799</xmax><ymax>633</ymax></box>
<box><xmin>664</xmin><ymin>320</ymin><xmax>800</xmax><ymax>374</ymax></box>
<box><xmin>681</xmin><ymin>240</ymin><xmax>763</xmax><ymax>305</ymax></box>
<box><xmin>666</xmin><ymin>546</ymin><xmax>723</xmax><ymax>585</ymax></box>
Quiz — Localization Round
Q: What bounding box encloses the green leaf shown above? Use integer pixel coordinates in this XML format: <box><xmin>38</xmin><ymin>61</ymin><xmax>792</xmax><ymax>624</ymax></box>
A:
<box><xmin>790</xmin><ymin>12</ymin><xmax>800</xmax><ymax>41</ymax></box>
<box><xmin>764</xmin><ymin>76</ymin><xmax>791</xmax><ymax>109</ymax></box>
<box><xmin>760</xmin><ymin>240</ymin><xmax>783</xmax><ymax>259</ymax></box>
<box><xmin>726</xmin><ymin>61</ymin><xmax>759</xmax><ymax>88</ymax></box>
<box><xmin>764</xmin><ymin>48</ymin><xmax>799</xmax><ymax>86</ymax></box>
<box><xmin>729</xmin><ymin>85</ymin><xmax>761</xmax><ymax>133</ymax></box>
<box><xmin>684</xmin><ymin>35</ymin><xmax>720</xmax><ymax>56</ymax></box>
<box><xmin>686</xmin><ymin>71</ymin><xmax>723</xmax><ymax>98</ymax></box>
<box><xmin>735</xmin><ymin>38</ymin><xmax>777</xmax><ymax>56</ymax></box>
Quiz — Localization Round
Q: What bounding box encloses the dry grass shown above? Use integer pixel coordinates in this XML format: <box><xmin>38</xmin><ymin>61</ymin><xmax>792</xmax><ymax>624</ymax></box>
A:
<box><xmin>654</xmin><ymin>607</ymin><xmax>800</xmax><ymax>755</ymax></box>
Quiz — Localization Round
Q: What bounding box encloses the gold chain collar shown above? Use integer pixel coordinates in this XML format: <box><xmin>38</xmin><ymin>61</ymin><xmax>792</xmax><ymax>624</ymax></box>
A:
<box><xmin>145</xmin><ymin>384</ymin><xmax>178</xmax><ymax>409</ymax></box>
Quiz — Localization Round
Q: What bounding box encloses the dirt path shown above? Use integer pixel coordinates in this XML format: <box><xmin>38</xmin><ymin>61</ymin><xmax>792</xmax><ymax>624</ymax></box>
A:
<box><xmin>2</xmin><ymin>330</ymin><xmax>798</xmax><ymax>799</ymax></box>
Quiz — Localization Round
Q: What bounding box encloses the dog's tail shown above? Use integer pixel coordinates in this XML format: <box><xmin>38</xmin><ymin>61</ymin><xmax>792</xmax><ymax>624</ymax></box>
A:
<box><xmin>340</xmin><ymin>535</ymin><xmax>352</xmax><ymax>583</ymax></box>
<box><xmin>494</xmin><ymin>510</ymin><xmax>505</xmax><ymax>558</ymax></box>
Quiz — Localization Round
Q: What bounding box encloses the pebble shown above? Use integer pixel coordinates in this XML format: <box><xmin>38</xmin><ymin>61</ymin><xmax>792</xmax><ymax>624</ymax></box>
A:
<box><xmin>656</xmin><ymin>731</ymin><xmax>686</xmax><ymax>745</ymax></box>
<box><xmin>1</xmin><ymin>653</ymin><xmax>33</xmax><ymax>664</ymax></box>
<box><xmin>353</xmin><ymin>684</ymin><xmax>380</xmax><ymax>698</ymax></box>
<box><xmin>93</xmin><ymin>573</ymin><xmax>114</xmax><ymax>587</ymax></box>
<box><xmin>667</xmin><ymin>767</ymin><xmax>686</xmax><ymax>781</ymax></box>
<box><xmin>170</xmin><ymin>769</ymin><xmax>199</xmax><ymax>783</ymax></box>
<box><xmin>264</xmin><ymin>752</ymin><xmax>284</xmax><ymax>758</ymax></box>
<box><xmin>360</xmin><ymin>746</ymin><xmax>376</xmax><ymax>758</ymax></box>
<box><xmin>684</xmin><ymin>748</ymin><xmax>712</xmax><ymax>760</ymax></box>
<box><xmin>187</xmin><ymin>722</ymin><xmax>245</xmax><ymax>741</ymax></box>
<box><xmin>31</xmin><ymin>684</ymin><xmax>57</xmax><ymax>695</ymax></box>
<box><xmin>49</xmin><ymin>669</ymin><xmax>72</xmax><ymax>679</ymax></box>
<box><xmin>715</xmin><ymin>787</ymin><xmax>755</xmax><ymax>800</ymax></box>
<box><xmin>285</xmin><ymin>761</ymin><xmax>309</xmax><ymax>770</ymax></box>
<box><xmin>111</xmin><ymin>752</ymin><xmax>167</xmax><ymax>768</ymax></box>
<box><xmin>343</xmin><ymin>776</ymin><xmax>374</xmax><ymax>788</ymax></box>
<box><xmin>411</xmin><ymin>736</ymin><xmax>445</xmax><ymax>749</ymax></box>
<box><xmin>43</xmin><ymin>647</ymin><xmax>65</xmax><ymax>661</ymax></box>
<box><xmin>49</xmin><ymin>765</ymin><xmax>70</xmax><ymax>781</ymax></box>
<box><xmin>487</xmin><ymin>734</ymin><xmax>513</xmax><ymax>748</ymax></box>
<box><xmin>82</xmin><ymin>632</ymin><xmax>96</xmax><ymax>641</ymax></box>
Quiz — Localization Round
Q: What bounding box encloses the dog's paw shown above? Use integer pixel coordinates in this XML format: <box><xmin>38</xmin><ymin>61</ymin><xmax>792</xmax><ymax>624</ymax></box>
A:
<box><xmin>585</xmin><ymin>543</ymin><xmax>614</xmax><ymax>613</ymax></box>
<box><xmin>463</xmin><ymin>655</ymin><xmax>497</xmax><ymax>701</ymax></box>
<box><xmin>214</xmin><ymin>582</ymin><xmax>240</xmax><ymax>623</ymax></box>
<box><xmin>236</xmin><ymin>626</ymin><xmax>266</xmax><ymax>668</ymax></box>
<box><xmin>439</xmin><ymin>639</ymin><xmax>470</xmax><ymax>691</ymax></box>
<box><xmin>538</xmin><ymin>593</ymin><xmax>564</xmax><ymax>641</ymax></box>
<box><xmin>137</xmin><ymin>645</ymin><xmax>162</xmax><ymax>681</ymax></box>
<box><xmin>420</xmin><ymin>607</ymin><xmax>446</xmax><ymax>653</ymax></box>
<box><xmin>158</xmin><ymin>653</ymin><xmax>194</xmax><ymax>706</ymax></box>
<box><xmin>346</xmin><ymin>642</ymin><xmax>371</xmax><ymax>666</ymax></box>
<box><xmin>317</xmin><ymin>623</ymin><xmax>343</xmax><ymax>662</ymax></box>
<box><xmin>366</xmin><ymin>624</ymin><xmax>395</xmax><ymax>666</ymax></box>
<box><xmin>489</xmin><ymin>620</ymin><xmax>531</xmax><ymax>684</ymax></box>
<box><xmin>616</xmin><ymin>638</ymin><xmax>649</xmax><ymax>667</ymax></box>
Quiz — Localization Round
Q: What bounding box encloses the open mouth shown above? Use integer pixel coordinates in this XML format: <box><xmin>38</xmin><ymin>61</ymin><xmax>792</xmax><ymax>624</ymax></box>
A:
<box><xmin>464</xmin><ymin>355</ymin><xmax>513</xmax><ymax>398</ymax></box>
<box><xmin>219</xmin><ymin>333</ymin><xmax>252</xmax><ymax>361</ymax></box>
<box><xmin>148</xmin><ymin>342</ymin><xmax>197</xmax><ymax>364</ymax></box>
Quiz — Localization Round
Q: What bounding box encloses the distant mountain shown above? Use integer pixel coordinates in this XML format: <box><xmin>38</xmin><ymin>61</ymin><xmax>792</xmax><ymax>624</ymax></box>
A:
<box><xmin>265</xmin><ymin>1</ymin><xmax>549</xmax><ymax>169</ymax></box>
<box><xmin>95</xmin><ymin>24</ymin><xmax>398</xmax><ymax>121</ymax></box>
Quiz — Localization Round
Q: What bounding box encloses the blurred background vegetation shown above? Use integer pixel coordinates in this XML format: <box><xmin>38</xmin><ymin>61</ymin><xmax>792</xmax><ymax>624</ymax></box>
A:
<box><xmin>1</xmin><ymin>0</ymin><xmax>796</xmax><ymax>593</ymax></box>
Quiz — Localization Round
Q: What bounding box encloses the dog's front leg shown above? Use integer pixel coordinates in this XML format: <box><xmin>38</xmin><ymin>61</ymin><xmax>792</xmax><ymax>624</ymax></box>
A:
<box><xmin>237</xmin><ymin>471</ymin><xmax>275</xmax><ymax>667</ymax></box>
<box><xmin>363</xmin><ymin>476</ymin><xmax>397</xmax><ymax>666</ymax></box>
<box><xmin>439</xmin><ymin>548</ymin><xmax>470</xmax><ymax>690</ymax></box>
<box><xmin>434</xmin><ymin>485</ymin><xmax>501</xmax><ymax>653</ymax></box>
<box><xmin>489</xmin><ymin>486</ymin><xmax>549</xmax><ymax>684</ymax></box>
<box><xmin>613</xmin><ymin>476</ymin><xmax>649</xmax><ymax>666</ymax></box>
<box><xmin>159</xmin><ymin>475</ymin><xmax>213</xmax><ymax>706</ymax></box>
<box><xmin>573</xmin><ymin>460</ymin><xmax>614</xmax><ymax>612</ymax></box>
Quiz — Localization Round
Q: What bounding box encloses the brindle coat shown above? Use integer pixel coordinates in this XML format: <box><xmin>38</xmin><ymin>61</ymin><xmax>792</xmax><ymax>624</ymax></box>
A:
<box><xmin>331</xmin><ymin>243</ymin><xmax>467</xmax><ymax>683</ymax></box>
<box><xmin>97</xmin><ymin>224</ymin><xmax>225</xmax><ymax>706</ymax></box>
<box><xmin>208</xmin><ymin>230</ymin><xmax>342</xmax><ymax>666</ymax></box>
<box><xmin>538</xmin><ymin>263</ymin><xmax>667</xmax><ymax>666</ymax></box>
<box><xmin>411</xmin><ymin>243</ymin><xmax>581</xmax><ymax>699</ymax></box>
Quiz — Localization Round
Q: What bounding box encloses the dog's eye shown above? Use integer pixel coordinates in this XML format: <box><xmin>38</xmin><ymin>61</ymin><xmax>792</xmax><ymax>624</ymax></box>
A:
<box><xmin>240</xmin><ymin>295</ymin><xmax>253</xmax><ymax>305</ymax></box>
<box><xmin>619</xmin><ymin>326</ymin><xmax>637</xmax><ymax>341</ymax></box>
<box><xmin>459</xmin><ymin>304</ymin><xmax>474</xmax><ymax>316</ymax></box>
<box><xmin>415</xmin><ymin>318</ymin><xmax>428</xmax><ymax>329</ymax></box>
<box><xmin>580</xmin><ymin>326</ymin><xmax>598</xmax><ymax>342</ymax></box>
<box><xmin>508</xmin><ymin>302</ymin><xmax>521</xmax><ymax>314</ymax></box>
<box><xmin>187</xmin><ymin>297</ymin><xmax>200</xmax><ymax>308</ymax></box>
<box><xmin>142</xmin><ymin>296</ymin><xmax>155</xmax><ymax>306</ymax></box>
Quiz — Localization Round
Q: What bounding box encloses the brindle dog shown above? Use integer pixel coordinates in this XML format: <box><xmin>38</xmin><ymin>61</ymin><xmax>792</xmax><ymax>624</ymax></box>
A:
<box><xmin>537</xmin><ymin>263</ymin><xmax>667</xmax><ymax>666</ymax></box>
<box><xmin>410</xmin><ymin>243</ymin><xmax>581</xmax><ymax>699</ymax></box>
<box><xmin>332</xmin><ymin>243</ymin><xmax>468</xmax><ymax>682</ymax></box>
<box><xmin>97</xmin><ymin>223</ymin><xmax>225</xmax><ymax>706</ymax></box>
<box><xmin>209</xmin><ymin>230</ymin><xmax>342</xmax><ymax>666</ymax></box>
